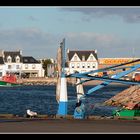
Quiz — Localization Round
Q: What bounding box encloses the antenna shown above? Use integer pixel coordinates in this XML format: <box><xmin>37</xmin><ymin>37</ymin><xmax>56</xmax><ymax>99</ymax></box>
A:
<box><xmin>132</xmin><ymin>47</ymin><xmax>135</xmax><ymax>61</ymax></box>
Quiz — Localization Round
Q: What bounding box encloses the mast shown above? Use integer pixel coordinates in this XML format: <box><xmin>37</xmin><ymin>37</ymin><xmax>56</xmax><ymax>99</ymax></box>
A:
<box><xmin>57</xmin><ymin>38</ymin><xmax>68</xmax><ymax>116</ymax></box>
<box><xmin>56</xmin><ymin>46</ymin><xmax>62</xmax><ymax>103</ymax></box>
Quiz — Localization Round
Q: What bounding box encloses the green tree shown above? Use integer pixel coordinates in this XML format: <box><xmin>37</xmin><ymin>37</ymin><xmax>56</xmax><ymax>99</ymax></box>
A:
<box><xmin>42</xmin><ymin>59</ymin><xmax>52</xmax><ymax>76</ymax></box>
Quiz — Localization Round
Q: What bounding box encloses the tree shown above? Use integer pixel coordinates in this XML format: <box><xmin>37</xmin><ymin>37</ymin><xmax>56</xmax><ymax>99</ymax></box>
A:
<box><xmin>42</xmin><ymin>59</ymin><xmax>52</xmax><ymax>77</ymax></box>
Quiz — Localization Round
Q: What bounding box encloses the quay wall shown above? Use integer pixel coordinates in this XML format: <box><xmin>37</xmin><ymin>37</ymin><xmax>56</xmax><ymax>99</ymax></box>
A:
<box><xmin>19</xmin><ymin>77</ymin><xmax>57</xmax><ymax>85</ymax></box>
<box><xmin>18</xmin><ymin>77</ymin><xmax>125</xmax><ymax>86</ymax></box>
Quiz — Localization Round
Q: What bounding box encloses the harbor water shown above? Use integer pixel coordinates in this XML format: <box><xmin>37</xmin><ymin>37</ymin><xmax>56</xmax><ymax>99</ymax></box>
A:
<box><xmin>0</xmin><ymin>85</ymin><xmax>129</xmax><ymax>117</ymax></box>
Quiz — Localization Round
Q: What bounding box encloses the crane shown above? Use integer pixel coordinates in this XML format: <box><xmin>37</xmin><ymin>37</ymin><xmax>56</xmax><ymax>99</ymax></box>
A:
<box><xmin>56</xmin><ymin>39</ymin><xmax>140</xmax><ymax>119</ymax></box>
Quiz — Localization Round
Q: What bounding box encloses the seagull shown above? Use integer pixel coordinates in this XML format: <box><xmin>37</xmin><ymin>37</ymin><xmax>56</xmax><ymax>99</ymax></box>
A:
<box><xmin>26</xmin><ymin>109</ymin><xmax>37</xmax><ymax>118</ymax></box>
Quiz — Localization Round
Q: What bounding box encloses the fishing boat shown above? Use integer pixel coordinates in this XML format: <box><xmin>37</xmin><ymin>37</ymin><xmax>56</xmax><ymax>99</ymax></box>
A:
<box><xmin>0</xmin><ymin>73</ymin><xmax>22</xmax><ymax>87</ymax></box>
<box><xmin>112</xmin><ymin>102</ymin><xmax>140</xmax><ymax>118</ymax></box>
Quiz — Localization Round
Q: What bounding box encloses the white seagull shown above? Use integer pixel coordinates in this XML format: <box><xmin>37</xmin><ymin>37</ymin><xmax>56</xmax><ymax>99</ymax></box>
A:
<box><xmin>26</xmin><ymin>109</ymin><xmax>37</xmax><ymax>118</ymax></box>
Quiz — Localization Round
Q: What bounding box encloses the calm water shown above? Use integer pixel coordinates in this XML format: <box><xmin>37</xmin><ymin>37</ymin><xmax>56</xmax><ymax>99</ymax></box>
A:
<box><xmin>0</xmin><ymin>85</ymin><xmax>129</xmax><ymax>116</ymax></box>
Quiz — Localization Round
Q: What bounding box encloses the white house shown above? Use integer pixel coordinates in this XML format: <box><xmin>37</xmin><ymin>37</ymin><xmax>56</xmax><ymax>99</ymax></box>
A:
<box><xmin>0</xmin><ymin>57</ymin><xmax>5</xmax><ymax>78</ymax></box>
<box><xmin>22</xmin><ymin>56</ymin><xmax>45</xmax><ymax>78</ymax></box>
<box><xmin>0</xmin><ymin>50</ymin><xmax>44</xmax><ymax>78</ymax></box>
<box><xmin>66</xmin><ymin>50</ymin><xmax>98</xmax><ymax>75</ymax></box>
<box><xmin>3</xmin><ymin>51</ymin><xmax>23</xmax><ymax>77</ymax></box>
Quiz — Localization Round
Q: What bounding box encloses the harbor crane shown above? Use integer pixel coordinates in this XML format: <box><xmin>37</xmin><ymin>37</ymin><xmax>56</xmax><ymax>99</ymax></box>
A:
<box><xmin>56</xmin><ymin>38</ymin><xmax>140</xmax><ymax>119</ymax></box>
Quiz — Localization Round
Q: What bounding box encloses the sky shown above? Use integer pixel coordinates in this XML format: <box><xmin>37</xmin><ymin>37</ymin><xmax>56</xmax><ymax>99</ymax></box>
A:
<box><xmin>0</xmin><ymin>6</ymin><xmax>140</xmax><ymax>59</ymax></box>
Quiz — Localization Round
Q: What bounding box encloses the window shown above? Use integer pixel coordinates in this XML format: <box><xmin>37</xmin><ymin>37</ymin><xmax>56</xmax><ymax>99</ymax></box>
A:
<box><xmin>90</xmin><ymin>56</ymin><xmax>94</xmax><ymax>61</ymax></box>
<box><xmin>82</xmin><ymin>55</ymin><xmax>85</xmax><ymax>61</ymax></box>
<box><xmin>71</xmin><ymin>63</ymin><xmax>75</xmax><ymax>68</ymax></box>
<box><xmin>77</xmin><ymin>63</ymin><xmax>80</xmax><ymax>68</ymax></box>
<box><xmin>16</xmin><ymin>65</ymin><xmax>20</xmax><ymax>69</ymax></box>
<box><xmin>30</xmin><ymin>58</ymin><xmax>35</xmax><ymax>63</ymax></box>
<box><xmin>82</xmin><ymin>63</ymin><xmax>85</xmax><ymax>68</ymax></box>
<box><xmin>32</xmin><ymin>64</ymin><xmax>36</xmax><ymax>69</ymax></box>
<box><xmin>8</xmin><ymin>65</ymin><xmax>11</xmax><ymax>69</ymax></box>
<box><xmin>87</xmin><ymin>63</ymin><xmax>90</xmax><ymax>68</ymax></box>
<box><xmin>24</xmin><ymin>59</ymin><xmax>28</xmax><ymax>62</ymax></box>
<box><xmin>92</xmin><ymin>63</ymin><xmax>96</xmax><ymax>68</ymax></box>
<box><xmin>7</xmin><ymin>56</ymin><xmax>11</xmax><ymax>63</ymax></box>
<box><xmin>16</xmin><ymin>56</ymin><xmax>20</xmax><ymax>63</ymax></box>
<box><xmin>74</xmin><ymin>56</ymin><xmax>77</xmax><ymax>61</ymax></box>
<box><xmin>25</xmin><ymin>64</ymin><xmax>28</xmax><ymax>69</ymax></box>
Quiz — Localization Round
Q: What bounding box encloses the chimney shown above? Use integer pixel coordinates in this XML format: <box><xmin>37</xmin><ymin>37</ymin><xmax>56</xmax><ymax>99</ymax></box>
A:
<box><xmin>0</xmin><ymin>49</ymin><xmax>3</xmax><ymax>56</ymax></box>
<box><xmin>20</xmin><ymin>50</ymin><xmax>22</xmax><ymax>55</ymax></box>
<box><xmin>1</xmin><ymin>50</ymin><xmax>4</xmax><ymax>58</ymax></box>
<box><xmin>67</xmin><ymin>49</ymin><xmax>70</xmax><ymax>54</ymax></box>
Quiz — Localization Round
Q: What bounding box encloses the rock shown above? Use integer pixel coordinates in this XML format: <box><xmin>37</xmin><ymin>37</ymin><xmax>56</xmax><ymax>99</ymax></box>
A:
<box><xmin>104</xmin><ymin>85</ymin><xmax>140</xmax><ymax>109</ymax></box>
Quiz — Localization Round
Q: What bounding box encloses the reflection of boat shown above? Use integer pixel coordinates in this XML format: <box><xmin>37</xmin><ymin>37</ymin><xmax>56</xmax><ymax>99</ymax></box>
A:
<box><xmin>0</xmin><ymin>73</ymin><xmax>22</xmax><ymax>87</ymax></box>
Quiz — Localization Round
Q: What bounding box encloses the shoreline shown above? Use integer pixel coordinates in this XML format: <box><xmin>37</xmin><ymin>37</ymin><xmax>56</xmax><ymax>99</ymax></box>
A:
<box><xmin>19</xmin><ymin>77</ymin><xmax>129</xmax><ymax>86</ymax></box>
<box><xmin>19</xmin><ymin>77</ymin><xmax>57</xmax><ymax>85</ymax></box>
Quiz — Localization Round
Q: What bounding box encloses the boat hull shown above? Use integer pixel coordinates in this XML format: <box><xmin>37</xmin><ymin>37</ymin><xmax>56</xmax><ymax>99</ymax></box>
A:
<box><xmin>0</xmin><ymin>81</ymin><xmax>21</xmax><ymax>87</ymax></box>
<box><xmin>113</xmin><ymin>109</ymin><xmax>140</xmax><ymax>117</ymax></box>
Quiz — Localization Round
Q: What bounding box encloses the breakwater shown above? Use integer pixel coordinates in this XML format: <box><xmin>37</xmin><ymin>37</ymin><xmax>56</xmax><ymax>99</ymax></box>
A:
<box><xmin>19</xmin><ymin>77</ymin><xmax>125</xmax><ymax>86</ymax></box>
<box><xmin>20</xmin><ymin>78</ymin><xmax>57</xmax><ymax>85</ymax></box>
<box><xmin>105</xmin><ymin>85</ymin><xmax>140</xmax><ymax>109</ymax></box>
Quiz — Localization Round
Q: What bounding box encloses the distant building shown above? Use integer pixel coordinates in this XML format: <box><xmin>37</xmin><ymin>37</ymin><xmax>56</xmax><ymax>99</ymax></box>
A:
<box><xmin>50</xmin><ymin>58</ymin><xmax>55</xmax><ymax>64</ymax></box>
<box><xmin>66</xmin><ymin>49</ymin><xmax>98</xmax><ymax>75</ymax></box>
<box><xmin>0</xmin><ymin>57</ymin><xmax>5</xmax><ymax>77</ymax></box>
<box><xmin>98</xmin><ymin>58</ymin><xmax>140</xmax><ymax>67</ymax></box>
<box><xmin>98</xmin><ymin>58</ymin><xmax>140</xmax><ymax>76</ymax></box>
<box><xmin>3</xmin><ymin>51</ymin><xmax>23</xmax><ymax>77</ymax></box>
<box><xmin>47</xmin><ymin>64</ymin><xmax>56</xmax><ymax>77</ymax></box>
<box><xmin>0</xmin><ymin>50</ymin><xmax>45</xmax><ymax>78</ymax></box>
<box><xmin>39</xmin><ymin>58</ymin><xmax>55</xmax><ymax>64</ymax></box>
<box><xmin>22</xmin><ymin>56</ymin><xmax>45</xmax><ymax>78</ymax></box>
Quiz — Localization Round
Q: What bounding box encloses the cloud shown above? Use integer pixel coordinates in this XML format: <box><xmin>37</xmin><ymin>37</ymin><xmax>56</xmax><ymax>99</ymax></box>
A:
<box><xmin>64</xmin><ymin>32</ymin><xmax>140</xmax><ymax>58</ymax></box>
<box><xmin>61</xmin><ymin>7</ymin><xmax>140</xmax><ymax>23</ymax></box>
<box><xmin>65</xmin><ymin>32</ymin><xmax>119</xmax><ymax>49</ymax></box>
<box><xmin>0</xmin><ymin>28</ymin><xmax>140</xmax><ymax>59</ymax></box>
<box><xmin>0</xmin><ymin>28</ymin><xmax>60</xmax><ymax>59</ymax></box>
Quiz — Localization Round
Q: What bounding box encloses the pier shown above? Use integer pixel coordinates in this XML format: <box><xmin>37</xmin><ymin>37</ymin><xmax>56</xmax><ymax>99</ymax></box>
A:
<box><xmin>0</xmin><ymin>115</ymin><xmax>140</xmax><ymax>133</ymax></box>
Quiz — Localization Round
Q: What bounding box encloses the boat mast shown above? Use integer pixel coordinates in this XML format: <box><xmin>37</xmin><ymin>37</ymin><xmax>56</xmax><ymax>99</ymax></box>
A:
<box><xmin>57</xmin><ymin>38</ymin><xmax>68</xmax><ymax>116</ymax></box>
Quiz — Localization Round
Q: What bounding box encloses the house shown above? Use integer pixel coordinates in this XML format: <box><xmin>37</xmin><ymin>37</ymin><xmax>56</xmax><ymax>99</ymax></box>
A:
<box><xmin>0</xmin><ymin>50</ymin><xmax>45</xmax><ymax>78</ymax></box>
<box><xmin>0</xmin><ymin>57</ymin><xmax>5</xmax><ymax>78</ymax></box>
<box><xmin>3</xmin><ymin>50</ymin><xmax>23</xmax><ymax>77</ymax></box>
<box><xmin>22</xmin><ymin>56</ymin><xmax>45</xmax><ymax>78</ymax></box>
<box><xmin>66</xmin><ymin>49</ymin><xmax>98</xmax><ymax>75</ymax></box>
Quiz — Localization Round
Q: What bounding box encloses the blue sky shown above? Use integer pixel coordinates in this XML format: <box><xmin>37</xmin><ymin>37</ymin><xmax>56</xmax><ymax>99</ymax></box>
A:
<box><xmin>0</xmin><ymin>6</ymin><xmax>140</xmax><ymax>59</ymax></box>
